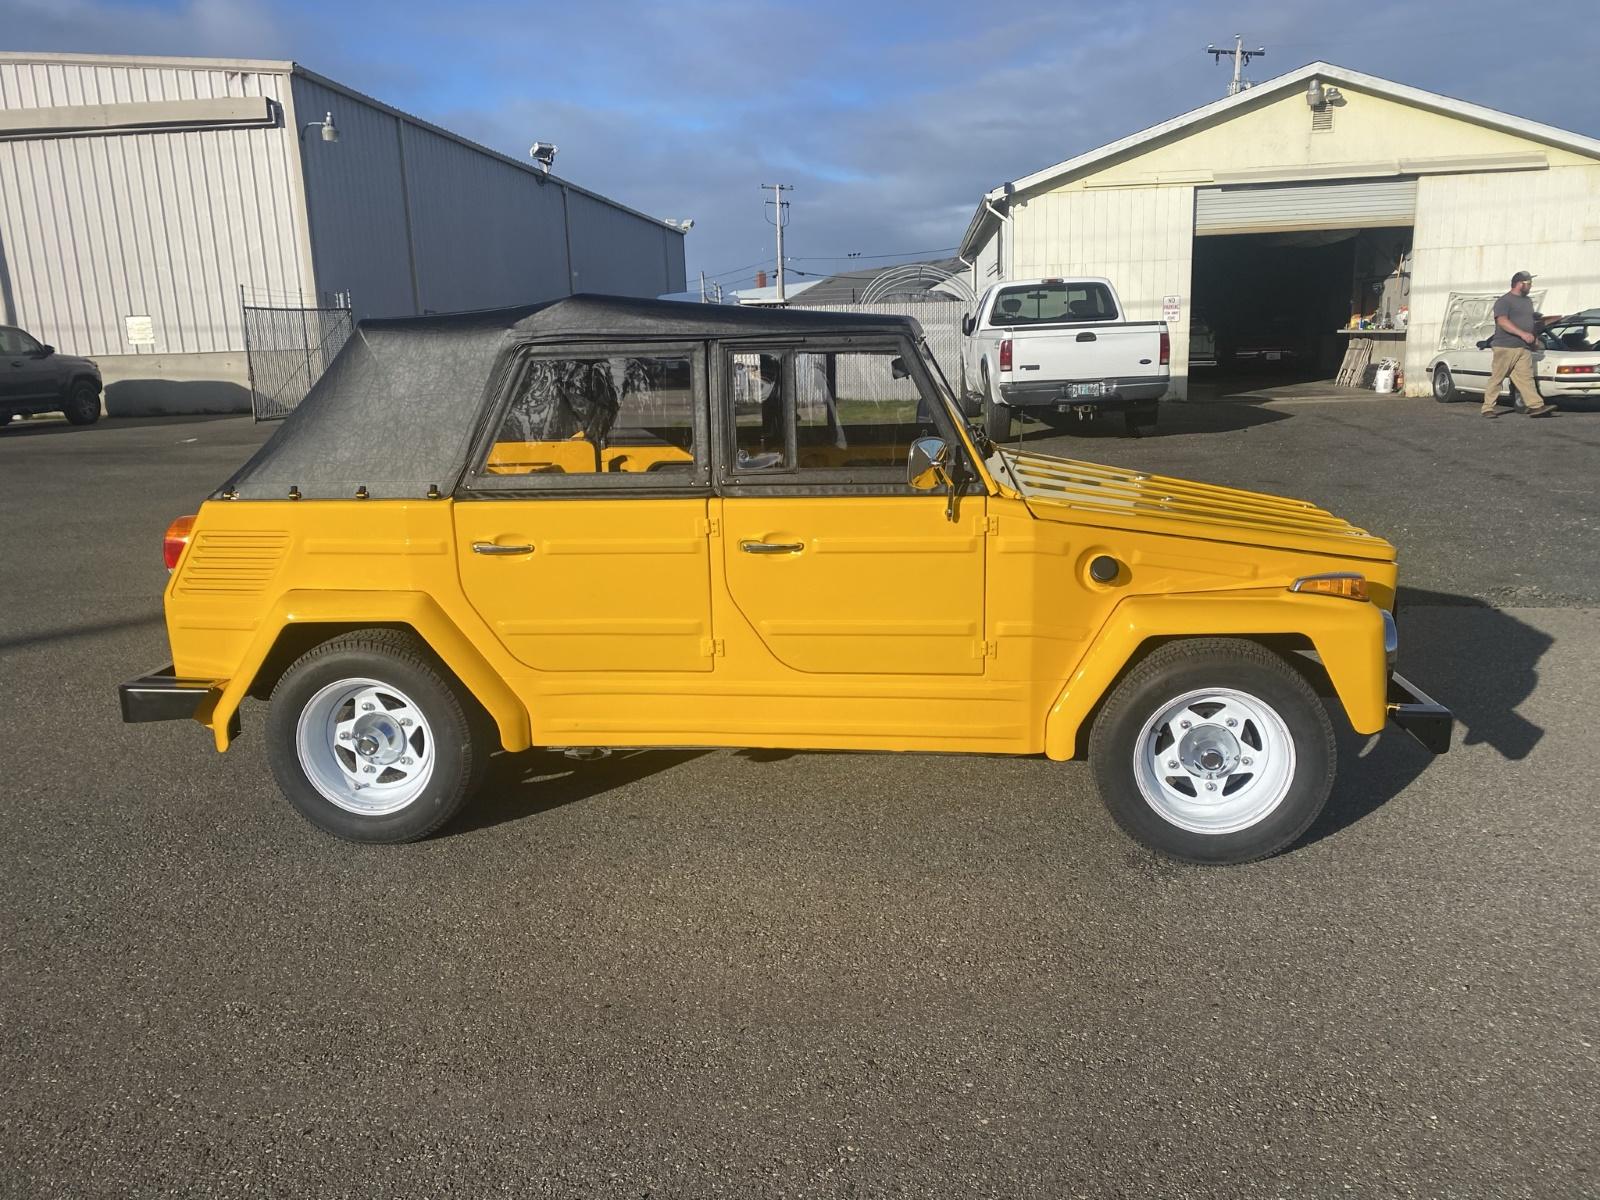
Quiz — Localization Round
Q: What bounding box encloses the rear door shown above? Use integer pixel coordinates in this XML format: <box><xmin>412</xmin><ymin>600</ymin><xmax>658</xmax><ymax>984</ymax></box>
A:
<box><xmin>454</xmin><ymin>341</ymin><xmax>716</xmax><ymax>673</ymax></box>
<box><xmin>0</xmin><ymin>328</ymin><xmax>54</xmax><ymax>401</ymax></box>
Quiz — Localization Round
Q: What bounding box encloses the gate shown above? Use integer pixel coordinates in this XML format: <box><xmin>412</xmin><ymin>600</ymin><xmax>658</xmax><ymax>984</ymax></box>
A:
<box><xmin>242</xmin><ymin>300</ymin><xmax>354</xmax><ymax>421</ymax></box>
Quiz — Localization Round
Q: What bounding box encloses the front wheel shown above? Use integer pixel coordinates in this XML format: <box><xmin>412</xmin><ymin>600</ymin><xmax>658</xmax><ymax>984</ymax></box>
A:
<box><xmin>63</xmin><ymin>382</ymin><xmax>101</xmax><ymax>425</ymax></box>
<box><xmin>266</xmin><ymin>629</ymin><xmax>489</xmax><ymax>842</ymax></box>
<box><xmin>981</xmin><ymin>370</ymin><xmax>1012</xmax><ymax>441</ymax></box>
<box><xmin>1088</xmin><ymin>638</ymin><xmax>1335</xmax><ymax>864</ymax></box>
<box><xmin>1432</xmin><ymin>364</ymin><xmax>1458</xmax><ymax>404</ymax></box>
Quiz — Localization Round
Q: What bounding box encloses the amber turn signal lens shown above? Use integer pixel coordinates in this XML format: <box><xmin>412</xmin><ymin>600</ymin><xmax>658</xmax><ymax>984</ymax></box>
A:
<box><xmin>163</xmin><ymin>515</ymin><xmax>197</xmax><ymax>571</ymax></box>
<box><xmin>1289</xmin><ymin>573</ymin><xmax>1369</xmax><ymax>602</ymax></box>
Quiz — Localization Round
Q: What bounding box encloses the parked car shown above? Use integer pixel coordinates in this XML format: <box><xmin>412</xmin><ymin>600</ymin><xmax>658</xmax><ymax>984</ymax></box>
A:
<box><xmin>0</xmin><ymin>325</ymin><xmax>102</xmax><ymax>425</ymax></box>
<box><xmin>1189</xmin><ymin>315</ymin><xmax>1218</xmax><ymax>369</ymax></box>
<box><xmin>962</xmin><ymin>278</ymin><xmax>1169</xmax><ymax>440</ymax></box>
<box><xmin>1428</xmin><ymin>308</ymin><xmax>1600</xmax><ymax>405</ymax></box>
<box><xmin>119</xmin><ymin>295</ymin><xmax>1449</xmax><ymax>865</ymax></box>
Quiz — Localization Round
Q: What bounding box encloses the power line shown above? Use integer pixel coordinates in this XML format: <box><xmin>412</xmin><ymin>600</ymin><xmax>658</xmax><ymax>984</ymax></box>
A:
<box><xmin>784</xmin><ymin>246</ymin><xmax>958</xmax><ymax>263</ymax></box>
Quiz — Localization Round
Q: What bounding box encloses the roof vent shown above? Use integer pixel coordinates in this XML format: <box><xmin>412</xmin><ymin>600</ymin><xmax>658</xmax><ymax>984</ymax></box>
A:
<box><xmin>1311</xmin><ymin>105</ymin><xmax>1333</xmax><ymax>132</ymax></box>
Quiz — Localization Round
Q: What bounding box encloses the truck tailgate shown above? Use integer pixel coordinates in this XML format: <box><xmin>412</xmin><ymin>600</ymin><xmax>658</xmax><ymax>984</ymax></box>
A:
<box><xmin>1007</xmin><ymin>323</ymin><xmax>1163</xmax><ymax>382</ymax></box>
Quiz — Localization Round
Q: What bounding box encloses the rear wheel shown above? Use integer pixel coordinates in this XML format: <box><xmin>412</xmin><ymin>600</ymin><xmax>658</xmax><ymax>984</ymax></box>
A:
<box><xmin>63</xmin><ymin>382</ymin><xmax>101</xmax><ymax>425</ymax></box>
<box><xmin>1088</xmin><ymin>638</ymin><xmax>1335</xmax><ymax>864</ymax></box>
<box><xmin>266</xmin><ymin>629</ymin><xmax>489</xmax><ymax>843</ymax></box>
<box><xmin>981</xmin><ymin>369</ymin><xmax>1012</xmax><ymax>441</ymax></box>
<box><xmin>1432</xmin><ymin>364</ymin><xmax>1458</xmax><ymax>403</ymax></box>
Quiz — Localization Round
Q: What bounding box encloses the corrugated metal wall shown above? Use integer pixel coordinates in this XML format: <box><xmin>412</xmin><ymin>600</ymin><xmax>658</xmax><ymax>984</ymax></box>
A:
<box><xmin>0</xmin><ymin>58</ymin><xmax>309</xmax><ymax>357</ymax></box>
<box><xmin>292</xmin><ymin>74</ymin><xmax>685</xmax><ymax>320</ymax></box>
<box><xmin>1406</xmin><ymin>164</ymin><xmax>1600</xmax><ymax>394</ymax></box>
<box><xmin>1008</xmin><ymin>185</ymin><xmax>1194</xmax><ymax>396</ymax></box>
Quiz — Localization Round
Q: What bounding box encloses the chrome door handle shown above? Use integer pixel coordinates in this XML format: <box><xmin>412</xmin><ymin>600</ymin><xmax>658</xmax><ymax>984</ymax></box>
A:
<box><xmin>739</xmin><ymin>540</ymin><xmax>804</xmax><ymax>554</ymax></box>
<box><xmin>472</xmin><ymin>541</ymin><xmax>534</xmax><ymax>555</ymax></box>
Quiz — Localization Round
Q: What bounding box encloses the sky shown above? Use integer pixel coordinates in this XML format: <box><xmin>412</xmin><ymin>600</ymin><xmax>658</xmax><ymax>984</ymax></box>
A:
<box><xmin>8</xmin><ymin>0</ymin><xmax>1598</xmax><ymax>293</ymax></box>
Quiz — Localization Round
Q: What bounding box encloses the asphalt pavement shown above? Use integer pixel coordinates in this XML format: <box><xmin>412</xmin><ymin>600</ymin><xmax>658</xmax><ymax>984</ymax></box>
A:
<box><xmin>2</xmin><ymin>396</ymin><xmax>1597</xmax><ymax>1198</ymax></box>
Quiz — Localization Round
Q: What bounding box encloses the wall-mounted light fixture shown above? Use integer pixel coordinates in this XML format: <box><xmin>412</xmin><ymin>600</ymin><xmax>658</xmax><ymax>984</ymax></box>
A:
<box><xmin>529</xmin><ymin>141</ymin><xmax>558</xmax><ymax>173</ymax></box>
<box><xmin>301</xmin><ymin>111</ymin><xmax>339</xmax><ymax>143</ymax></box>
<box><xmin>664</xmin><ymin>218</ymin><xmax>695</xmax><ymax>231</ymax></box>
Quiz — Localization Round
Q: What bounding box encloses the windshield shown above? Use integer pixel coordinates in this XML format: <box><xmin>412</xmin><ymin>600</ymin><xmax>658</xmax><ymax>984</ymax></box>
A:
<box><xmin>991</xmin><ymin>282</ymin><xmax>1117</xmax><ymax>325</ymax></box>
<box><xmin>917</xmin><ymin>338</ymin><xmax>991</xmax><ymax>451</ymax></box>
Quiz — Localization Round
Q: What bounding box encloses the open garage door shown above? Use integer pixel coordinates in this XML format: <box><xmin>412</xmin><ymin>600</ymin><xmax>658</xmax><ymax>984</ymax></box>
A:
<box><xmin>1196</xmin><ymin>179</ymin><xmax>1417</xmax><ymax>236</ymax></box>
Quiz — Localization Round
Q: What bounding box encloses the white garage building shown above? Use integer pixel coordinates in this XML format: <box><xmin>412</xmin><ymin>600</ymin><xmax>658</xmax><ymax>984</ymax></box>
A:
<box><xmin>0</xmin><ymin>52</ymin><xmax>687</xmax><ymax>414</ymax></box>
<box><xmin>959</xmin><ymin>62</ymin><xmax>1600</xmax><ymax>398</ymax></box>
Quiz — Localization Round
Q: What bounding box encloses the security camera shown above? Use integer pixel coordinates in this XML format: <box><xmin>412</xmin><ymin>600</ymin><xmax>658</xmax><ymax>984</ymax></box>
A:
<box><xmin>528</xmin><ymin>141</ymin><xmax>558</xmax><ymax>172</ymax></box>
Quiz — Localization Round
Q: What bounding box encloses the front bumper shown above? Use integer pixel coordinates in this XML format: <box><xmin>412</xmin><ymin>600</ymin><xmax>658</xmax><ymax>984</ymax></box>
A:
<box><xmin>1387</xmin><ymin>671</ymin><xmax>1452</xmax><ymax>755</ymax></box>
<box><xmin>119</xmin><ymin>665</ymin><xmax>214</xmax><ymax>724</ymax></box>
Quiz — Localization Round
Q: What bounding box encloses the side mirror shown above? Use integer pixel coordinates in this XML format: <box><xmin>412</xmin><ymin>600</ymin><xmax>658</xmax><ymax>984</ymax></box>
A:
<box><xmin>37</xmin><ymin>344</ymin><xmax>54</xmax><ymax>357</ymax></box>
<box><xmin>890</xmin><ymin>356</ymin><xmax>910</xmax><ymax>380</ymax></box>
<box><xmin>906</xmin><ymin>436</ymin><xmax>951</xmax><ymax>492</ymax></box>
<box><xmin>961</xmin><ymin>314</ymin><xmax>975</xmax><ymax>337</ymax></box>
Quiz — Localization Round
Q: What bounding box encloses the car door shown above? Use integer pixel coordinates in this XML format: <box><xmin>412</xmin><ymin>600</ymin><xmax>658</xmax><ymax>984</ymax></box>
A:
<box><xmin>453</xmin><ymin>342</ymin><xmax>716</xmax><ymax>674</ymax></box>
<box><xmin>0</xmin><ymin>327</ymin><xmax>53</xmax><ymax>401</ymax></box>
<box><xmin>715</xmin><ymin>338</ymin><xmax>987</xmax><ymax>681</ymax></box>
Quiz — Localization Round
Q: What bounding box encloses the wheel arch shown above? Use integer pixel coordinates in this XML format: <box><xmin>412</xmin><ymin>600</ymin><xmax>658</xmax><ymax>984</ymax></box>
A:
<box><xmin>1043</xmin><ymin>593</ymin><xmax>1389</xmax><ymax>761</ymax></box>
<box><xmin>204</xmin><ymin>590</ymin><xmax>531</xmax><ymax>754</ymax></box>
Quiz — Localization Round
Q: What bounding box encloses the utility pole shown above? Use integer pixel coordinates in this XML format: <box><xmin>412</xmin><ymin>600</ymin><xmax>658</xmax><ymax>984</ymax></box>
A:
<box><xmin>761</xmin><ymin>183</ymin><xmax>793</xmax><ymax>303</ymax></box>
<box><xmin>1206</xmin><ymin>35</ymin><xmax>1265</xmax><ymax>97</ymax></box>
<box><xmin>699</xmin><ymin>270</ymin><xmax>707</xmax><ymax>303</ymax></box>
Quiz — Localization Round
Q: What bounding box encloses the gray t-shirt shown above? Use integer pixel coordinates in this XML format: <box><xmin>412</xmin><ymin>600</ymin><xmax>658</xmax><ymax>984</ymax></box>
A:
<box><xmin>1491</xmin><ymin>291</ymin><xmax>1536</xmax><ymax>348</ymax></box>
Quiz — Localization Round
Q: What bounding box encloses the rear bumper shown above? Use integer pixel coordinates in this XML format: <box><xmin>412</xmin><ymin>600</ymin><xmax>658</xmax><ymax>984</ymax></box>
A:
<box><xmin>1387</xmin><ymin>671</ymin><xmax>1452</xmax><ymax>755</ymax></box>
<box><xmin>998</xmin><ymin>375</ymin><xmax>1168</xmax><ymax>410</ymax></box>
<box><xmin>119</xmin><ymin>665</ymin><xmax>214</xmax><ymax>724</ymax></box>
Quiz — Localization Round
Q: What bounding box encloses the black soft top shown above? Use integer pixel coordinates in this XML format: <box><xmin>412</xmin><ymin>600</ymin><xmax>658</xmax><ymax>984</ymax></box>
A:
<box><xmin>221</xmin><ymin>294</ymin><xmax>921</xmax><ymax>501</ymax></box>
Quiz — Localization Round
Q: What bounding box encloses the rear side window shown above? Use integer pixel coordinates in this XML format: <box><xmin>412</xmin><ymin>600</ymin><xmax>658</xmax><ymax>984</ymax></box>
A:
<box><xmin>992</xmin><ymin>282</ymin><xmax>1117</xmax><ymax>325</ymax></box>
<box><xmin>483</xmin><ymin>352</ymin><xmax>698</xmax><ymax>477</ymax></box>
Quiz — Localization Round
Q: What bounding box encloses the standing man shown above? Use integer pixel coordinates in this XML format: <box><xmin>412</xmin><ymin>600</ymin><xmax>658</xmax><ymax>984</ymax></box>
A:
<box><xmin>1481</xmin><ymin>272</ymin><xmax>1560</xmax><ymax>418</ymax></box>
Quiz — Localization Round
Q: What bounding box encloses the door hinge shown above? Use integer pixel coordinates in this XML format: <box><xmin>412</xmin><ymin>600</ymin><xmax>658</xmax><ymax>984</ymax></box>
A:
<box><xmin>701</xmin><ymin>637</ymin><xmax>725</xmax><ymax>657</ymax></box>
<box><xmin>975</xmin><ymin>639</ymin><xmax>997</xmax><ymax>659</ymax></box>
<box><xmin>701</xmin><ymin>517</ymin><xmax>721</xmax><ymax>537</ymax></box>
<box><xmin>984</xmin><ymin>515</ymin><xmax>1000</xmax><ymax>535</ymax></box>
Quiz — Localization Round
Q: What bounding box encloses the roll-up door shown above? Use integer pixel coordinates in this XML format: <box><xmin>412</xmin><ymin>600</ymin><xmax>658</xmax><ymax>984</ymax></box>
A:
<box><xmin>1195</xmin><ymin>179</ymin><xmax>1416</xmax><ymax>236</ymax></box>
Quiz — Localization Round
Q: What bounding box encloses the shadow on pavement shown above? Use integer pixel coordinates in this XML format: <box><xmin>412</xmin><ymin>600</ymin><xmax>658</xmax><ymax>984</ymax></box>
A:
<box><xmin>1301</xmin><ymin>588</ymin><xmax>1552</xmax><ymax>847</ymax></box>
<box><xmin>0</xmin><ymin>612</ymin><xmax>165</xmax><ymax>652</ymax></box>
<box><xmin>1009</xmin><ymin>402</ymin><xmax>1292</xmax><ymax>446</ymax></box>
<box><xmin>0</xmin><ymin>413</ymin><xmax>245</xmax><ymax>438</ymax></box>
<box><xmin>453</xmin><ymin>748</ymin><xmax>710</xmax><ymax>835</ymax></box>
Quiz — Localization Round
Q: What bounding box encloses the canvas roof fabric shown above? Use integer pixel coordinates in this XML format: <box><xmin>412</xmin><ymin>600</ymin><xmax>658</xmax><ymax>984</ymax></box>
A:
<box><xmin>220</xmin><ymin>294</ymin><xmax>921</xmax><ymax>501</ymax></box>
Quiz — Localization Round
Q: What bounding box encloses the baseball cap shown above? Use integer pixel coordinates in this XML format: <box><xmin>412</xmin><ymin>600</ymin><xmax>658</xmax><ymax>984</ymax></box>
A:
<box><xmin>1511</xmin><ymin>270</ymin><xmax>1536</xmax><ymax>284</ymax></box>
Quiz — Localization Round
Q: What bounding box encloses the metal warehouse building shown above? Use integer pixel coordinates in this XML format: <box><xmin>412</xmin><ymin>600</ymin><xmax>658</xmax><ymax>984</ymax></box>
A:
<box><xmin>960</xmin><ymin>61</ymin><xmax>1600</xmax><ymax>398</ymax></box>
<box><xmin>0</xmin><ymin>52</ymin><xmax>687</xmax><ymax>414</ymax></box>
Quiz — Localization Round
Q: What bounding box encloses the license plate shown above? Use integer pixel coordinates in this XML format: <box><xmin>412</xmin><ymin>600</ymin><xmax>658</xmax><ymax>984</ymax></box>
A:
<box><xmin>1068</xmin><ymin>382</ymin><xmax>1106</xmax><ymax>398</ymax></box>
<box><xmin>1264</xmin><ymin>351</ymin><xmax>1282</xmax><ymax>361</ymax></box>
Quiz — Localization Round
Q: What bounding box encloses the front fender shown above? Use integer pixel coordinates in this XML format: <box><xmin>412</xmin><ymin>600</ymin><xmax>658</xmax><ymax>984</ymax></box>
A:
<box><xmin>203</xmin><ymin>589</ymin><xmax>532</xmax><ymax>753</ymax></box>
<box><xmin>1043</xmin><ymin>591</ymin><xmax>1388</xmax><ymax>761</ymax></box>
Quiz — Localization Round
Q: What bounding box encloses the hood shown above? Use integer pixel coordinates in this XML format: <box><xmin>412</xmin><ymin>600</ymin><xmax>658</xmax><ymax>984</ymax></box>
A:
<box><xmin>56</xmin><ymin>352</ymin><xmax>99</xmax><ymax>372</ymax></box>
<box><xmin>994</xmin><ymin>448</ymin><xmax>1395</xmax><ymax>562</ymax></box>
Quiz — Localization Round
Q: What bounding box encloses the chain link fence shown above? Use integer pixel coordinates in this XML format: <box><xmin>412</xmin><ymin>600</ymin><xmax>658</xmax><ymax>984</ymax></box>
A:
<box><xmin>243</xmin><ymin>302</ymin><xmax>354</xmax><ymax>421</ymax></box>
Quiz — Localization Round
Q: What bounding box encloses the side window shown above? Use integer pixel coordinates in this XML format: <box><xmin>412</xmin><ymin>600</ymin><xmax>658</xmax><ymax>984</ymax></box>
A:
<box><xmin>484</xmin><ymin>352</ymin><xmax>698</xmax><ymax>477</ymax></box>
<box><xmin>0</xmin><ymin>329</ymin><xmax>22</xmax><ymax>355</ymax></box>
<box><xmin>729</xmin><ymin>345</ymin><xmax>933</xmax><ymax>476</ymax></box>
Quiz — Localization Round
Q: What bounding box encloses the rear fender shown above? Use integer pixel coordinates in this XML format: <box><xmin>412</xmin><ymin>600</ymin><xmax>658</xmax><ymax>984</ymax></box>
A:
<box><xmin>204</xmin><ymin>589</ymin><xmax>531</xmax><ymax>753</ymax></box>
<box><xmin>1043</xmin><ymin>591</ymin><xmax>1388</xmax><ymax>761</ymax></box>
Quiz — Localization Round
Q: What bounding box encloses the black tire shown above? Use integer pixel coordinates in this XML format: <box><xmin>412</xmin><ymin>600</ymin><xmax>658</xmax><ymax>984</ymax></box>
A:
<box><xmin>0</xmin><ymin>412</ymin><xmax>12</xmax><ymax>427</ymax></box>
<box><xmin>1087</xmin><ymin>638</ymin><xmax>1335</xmax><ymax>865</ymax></box>
<box><xmin>1431</xmin><ymin>365</ymin><xmax>1458</xmax><ymax>404</ymax></box>
<box><xmin>266</xmin><ymin>628</ymin><xmax>490</xmax><ymax>843</ymax></box>
<box><xmin>63</xmin><ymin>382</ymin><xmax>101</xmax><ymax>425</ymax></box>
<box><xmin>981</xmin><ymin>370</ymin><xmax>1012</xmax><ymax>441</ymax></box>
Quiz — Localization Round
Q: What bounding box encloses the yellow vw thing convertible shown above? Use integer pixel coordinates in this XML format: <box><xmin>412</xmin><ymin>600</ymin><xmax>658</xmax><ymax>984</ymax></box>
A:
<box><xmin>119</xmin><ymin>297</ymin><xmax>1449</xmax><ymax>863</ymax></box>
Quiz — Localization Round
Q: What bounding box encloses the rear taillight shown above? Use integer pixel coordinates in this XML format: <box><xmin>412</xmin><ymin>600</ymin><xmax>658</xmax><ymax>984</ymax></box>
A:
<box><xmin>998</xmin><ymin>337</ymin><xmax>1013</xmax><ymax>371</ymax></box>
<box><xmin>163</xmin><ymin>515</ymin><xmax>197</xmax><ymax>571</ymax></box>
<box><xmin>1555</xmin><ymin>364</ymin><xmax>1596</xmax><ymax>375</ymax></box>
<box><xmin>1159</xmin><ymin>330</ymin><xmax>1171</xmax><ymax>366</ymax></box>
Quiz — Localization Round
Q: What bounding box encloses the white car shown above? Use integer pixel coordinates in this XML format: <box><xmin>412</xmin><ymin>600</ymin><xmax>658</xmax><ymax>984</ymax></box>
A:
<box><xmin>1428</xmin><ymin>309</ymin><xmax>1600</xmax><ymax>406</ymax></box>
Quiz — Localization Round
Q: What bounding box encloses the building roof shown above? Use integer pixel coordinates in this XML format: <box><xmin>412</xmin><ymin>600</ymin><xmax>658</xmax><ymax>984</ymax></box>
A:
<box><xmin>959</xmin><ymin>61</ymin><xmax>1600</xmax><ymax>257</ymax></box>
<box><xmin>797</xmin><ymin>257</ymin><xmax>968</xmax><ymax>304</ymax></box>
<box><xmin>0</xmin><ymin>51</ymin><xmax>686</xmax><ymax>237</ymax></box>
<box><xmin>223</xmin><ymin>294</ymin><xmax>920</xmax><ymax>501</ymax></box>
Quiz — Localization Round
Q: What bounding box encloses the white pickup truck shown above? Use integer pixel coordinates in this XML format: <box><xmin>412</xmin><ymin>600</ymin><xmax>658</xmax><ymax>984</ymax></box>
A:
<box><xmin>962</xmin><ymin>277</ymin><xmax>1170</xmax><ymax>439</ymax></box>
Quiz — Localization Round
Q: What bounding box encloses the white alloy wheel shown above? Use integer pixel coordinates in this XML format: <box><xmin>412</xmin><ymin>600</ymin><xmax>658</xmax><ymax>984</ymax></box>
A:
<box><xmin>295</xmin><ymin>676</ymin><xmax>436</xmax><ymax>816</ymax></box>
<box><xmin>1131</xmin><ymin>687</ymin><xmax>1295</xmax><ymax>835</ymax></box>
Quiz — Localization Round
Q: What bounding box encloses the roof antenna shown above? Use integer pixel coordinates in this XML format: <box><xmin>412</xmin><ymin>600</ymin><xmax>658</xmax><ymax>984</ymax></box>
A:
<box><xmin>1205</xmin><ymin>34</ymin><xmax>1266</xmax><ymax>97</ymax></box>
